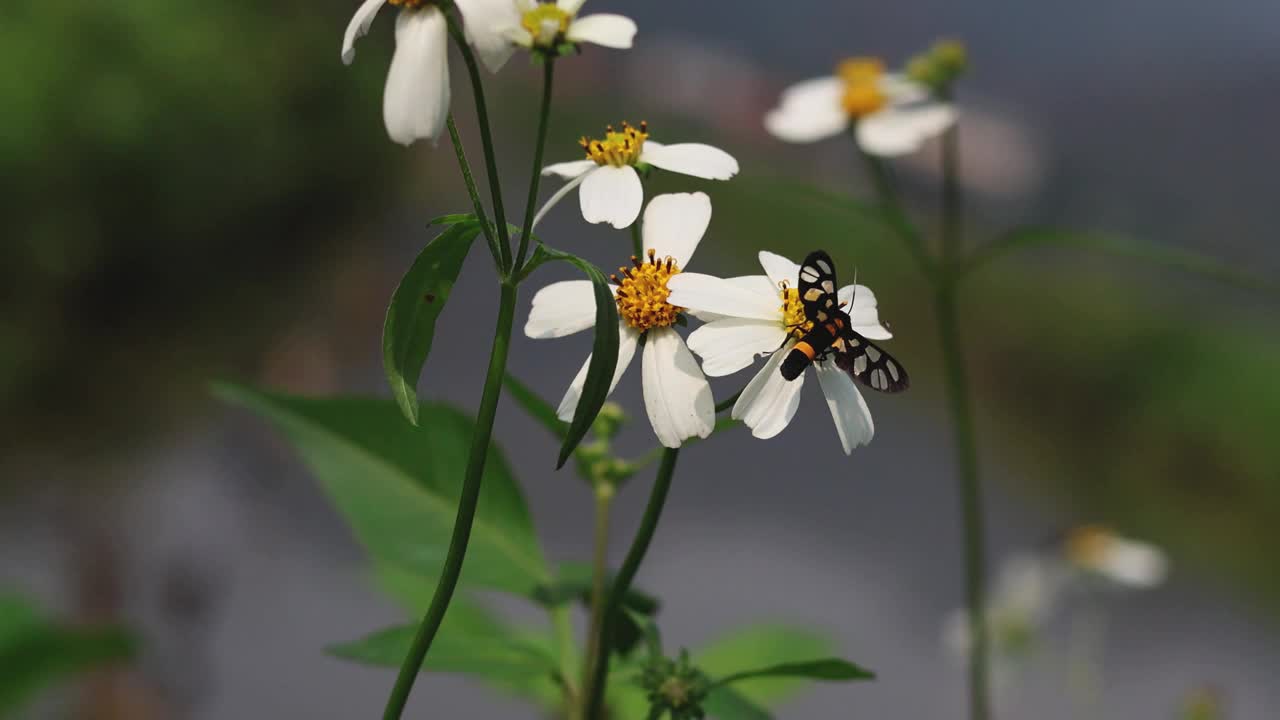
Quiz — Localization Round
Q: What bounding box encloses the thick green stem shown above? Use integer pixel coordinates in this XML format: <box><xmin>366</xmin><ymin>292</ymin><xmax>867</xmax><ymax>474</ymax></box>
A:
<box><xmin>583</xmin><ymin>448</ymin><xmax>680</xmax><ymax>719</ymax></box>
<box><xmin>514</xmin><ymin>58</ymin><xmax>556</xmax><ymax>271</ymax></box>
<box><xmin>445</xmin><ymin>12</ymin><xmax>512</xmax><ymax>272</ymax></box>
<box><xmin>579</xmin><ymin>482</ymin><xmax>616</xmax><ymax>712</ymax></box>
<box><xmin>445</xmin><ymin>114</ymin><xmax>502</xmax><ymax>267</ymax></box>
<box><xmin>551</xmin><ymin>605</ymin><xmax>579</xmax><ymax>712</ymax></box>
<box><xmin>380</xmin><ymin>282</ymin><xmax>519</xmax><ymax>720</ymax></box>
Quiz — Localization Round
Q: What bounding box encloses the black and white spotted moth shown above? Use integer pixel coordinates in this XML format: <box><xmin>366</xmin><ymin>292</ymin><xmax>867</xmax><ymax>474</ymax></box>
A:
<box><xmin>779</xmin><ymin>250</ymin><xmax>910</xmax><ymax>393</ymax></box>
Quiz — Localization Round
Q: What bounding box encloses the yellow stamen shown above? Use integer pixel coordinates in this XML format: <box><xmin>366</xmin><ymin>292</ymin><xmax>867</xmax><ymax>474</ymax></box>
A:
<box><xmin>836</xmin><ymin>57</ymin><xmax>888</xmax><ymax>117</ymax></box>
<box><xmin>780</xmin><ymin>284</ymin><xmax>813</xmax><ymax>339</ymax></box>
<box><xmin>612</xmin><ymin>248</ymin><xmax>682</xmax><ymax>331</ymax></box>
<box><xmin>1064</xmin><ymin>524</ymin><xmax>1115</xmax><ymax>569</ymax></box>
<box><xmin>580</xmin><ymin>121</ymin><xmax>649</xmax><ymax>168</ymax></box>
<box><xmin>521</xmin><ymin>3</ymin><xmax>573</xmax><ymax>47</ymax></box>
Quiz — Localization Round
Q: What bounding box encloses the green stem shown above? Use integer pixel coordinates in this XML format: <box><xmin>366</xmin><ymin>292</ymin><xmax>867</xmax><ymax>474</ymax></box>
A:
<box><xmin>551</xmin><ymin>605</ymin><xmax>579</xmax><ymax>712</ymax></box>
<box><xmin>629</xmin><ymin>220</ymin><xmax>643</xmax><ymax>258</ymax></box>
<box><xmin>514</xmin><ymin>57</ymin><xmax>556</xmax><ymax>271</ymax></box>
<box><xmin>380</xmin><ymin>282</ymin><xmax>519</xmax><ymax>720</ymax></box>
<box><xmin>583</xmin><ymin>448</ymin><xmax>680</xmax><ymax>719</ymax></box>
<box><xmin>445</xmin><ymin>114</ymin><xmax>502</xmax><ymax>268</ymax></box>
<box><xmin>580</xmin><ymin>482</ymin><xmax>616</xmax><ymax>712</ymax></box>
<box><xmin>859</xmin><ymin>149</ymin><xmax>937</xmax><ymax>281</ymax></box>
<box><xmin>936</xmin><ymin>109</ymin><xmax>991</xmax><ymax>720</ymax></box>
<box><xmin>445</xmin><ymin>11</ymin><xmax>512</xmax><ymax>273</ymax></box>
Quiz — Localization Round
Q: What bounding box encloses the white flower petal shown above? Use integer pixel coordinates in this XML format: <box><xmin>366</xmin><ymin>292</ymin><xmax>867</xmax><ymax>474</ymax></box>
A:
<box><xmin>666</xmin><ymin>272</ymin><xmax>781</xmax><ymax>322</ymax></box>
<box><xmin>531</xmin><ymin>170</ymin><xmax>589</xmax><ymax>230</ymax></box>
<box><xmin>642</xmin><ymin>328</ymin><xmax>715</xmax><ymax>448</ymax></box>
<box><xmin>641</xmin><ymin>192</ymin><xmax>710</xmax><ymax>267</ymax></box>
<box><xmin>555</xmin><ymin>322</ymin><xmax>640</xmax><ymax>421</ymax></box>
<box><xmin>836</xmin><ymin>284</ymin><xmax>891</xmax><ymax>339</ymax></box>
<box><xmin>383</xmin><ymin>7</ymin><xmax>451</xmax><ymax>146</ymax></box>
<box><xmin>579</xmin><ymin>165</ymin><xmax>643</xmax><ymax>229</ymax></box>
<box><xmin>525</xmin><ymin>280</ymin><xmax>599</xmax><ymax>339</ymax></box>
<box><xmin>342</xmin><ymin>0</ymin><xmax>387</xmax><ymax>65</ymax></box>
<box><xmin>732</xmin><ymin>346</ymin><xmax>803</xmax><ymax>439</ymax></box>
<box><xmin>565</xmin><ymin>14</ymin><xmax>637</xmax><ymax>48</ymax></box>
<box><xmin>880</xmin><ymin>73</ymin><xmax>931</xmax><ymax>104</ymax></box>
<box><xmin>757</xmin><ymin>250</ymin><xmax>800</xmax><ymax>289</ymax></box>
<box><xmin>640</xmin><ymin>141</ymin><xmax>739</xmax><ymax>181</ymax></box>
<box><xmin>685</xmin><ymin>275</ymin><xmax>778</xmax><ymax>323</ymax></box>
<box><xmin>542</xmin><ymin>159</ymin><xmax>597</xmax><ymax>178</ymax></box>
<box><xmin>557</xmin><ymin>0</ymin><xmax>588</xmax><ymax>13</ymax></box>
<box><xmin>1098</xmin><ymin>539</ymin><xmax>1169</xmax><ymax>588</ymax></box>
<box><xmin>856</xmin><ymin>101</ymin><xmax>957</xmax><ymax>157</ymax></box>
<box><xmin>765</xmin><ymin>76</ymin><xmax>848</xmax><ymax>143</ymax></box>
<box><xmin>686</xmin><ymin>318</ymin><xmax>786</xmax><ymax>377</ymax></box>
<box><xmin>453</xmin><ymin>0</ymin><xmax>520</xmax><ymax>72</ymax></box>
<box><xmin>815</xmin><ymin>360</ymin><xmax>874</xmax><ymax>454</ymax></box>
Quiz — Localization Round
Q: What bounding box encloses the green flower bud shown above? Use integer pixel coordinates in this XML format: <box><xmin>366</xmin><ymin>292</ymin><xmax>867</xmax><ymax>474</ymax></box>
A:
<box><xmin>638</xmin><ymin>649</ymin><xmax>711</xmax><ymax>720</ymax></box>
<box><xmin>592</xmin><ymin>401</ymin><xmax>628</xmax><ymax>441</ymax></box>
<box><xmin>931</xmin><ymin>39</ymin><xmax>969</xmax><ymax>75</ymax></box>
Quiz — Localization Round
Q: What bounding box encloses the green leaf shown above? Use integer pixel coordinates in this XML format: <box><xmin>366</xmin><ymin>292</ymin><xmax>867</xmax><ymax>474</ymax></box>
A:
<box><xmin>504</xmin><ymin>372</ymin><xmax>567</xmax><ymax>440</ymax></box>
<box><xmin>427</xmin><ymin>212</ymin><xmax>480</xmax><ymax>228</ymax></box>
<box><xmin>702</xmin><ymin>686</ymin><xmax>774</xmax><ymax>720</ymax></box>
<box><xmin>215</xmin><ymin>385</ymin><xmax>550</xmax><ymax>595</ymax></box>
<box><xmin>522</xmin><ymin>244</ymin><xmax>620</xmax><ymax>469</ymax></box>
<box><xmin>963</xmin><ymin>227</ymin><xmax>1280</xmax><ymax>299</ymax></box>
<box><xmin>383</xmin><ymin>220</ymin><xmax>481</xmax><ymax>425</ymax></box>
<box><xmin>532</xmin><ymin>562</ymin><xmax>659</xmax><ymax>658</ymax></box>
<box><xmin>0</xmin><ymin>595</ymin><xmax>135</xmax><ymax>714</ymax></box>
<box><xmin>692</xmin><ymin>625</ymin><xmax>832</xmax><ymax>707</ymax></box>
<box><xmin>713</xmin><ymin>658</ymin><xmax>874</xmax><ymax>687</ymax></box>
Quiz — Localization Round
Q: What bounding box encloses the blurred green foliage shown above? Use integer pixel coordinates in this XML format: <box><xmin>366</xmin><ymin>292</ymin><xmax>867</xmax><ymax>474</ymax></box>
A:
<box><xmin>0</xmin><ymin>0</ymin><xmax>401</xmax><ymax>458</ymax></box>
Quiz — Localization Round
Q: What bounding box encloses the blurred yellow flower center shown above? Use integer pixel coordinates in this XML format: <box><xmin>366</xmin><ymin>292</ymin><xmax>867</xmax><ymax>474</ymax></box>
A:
<box><xmin>388</xmin><ymin>0</ymin><xmax>430</xmax><ymax>8</ymax></box>
<box><xmin>1064</xmin><ymin>524</ymin><xmax>1115</xmax><ymax>569</ymax></box>
<box><xmin>580</xmin><ymin>121</ymin><xmax>649</xmax><ymax>167</ymax></box>
<box><xmin>780</xmin><ymin>285</ymin><xmax>813</xmax><ymax>339</ymax></box>
<box><xmin>837</xmin><ymin>58</ymin><xmax>888</xmax><ymax>117</ymax></box>
<box><xmin>612</xmin><ymin>249</ymin><xmax>682</xmax><ymax>331</ymax></box>
<box><xmin>521</xmin><ymin>4</ymin><xmax>572</xmax><ymax>46</ymax></box>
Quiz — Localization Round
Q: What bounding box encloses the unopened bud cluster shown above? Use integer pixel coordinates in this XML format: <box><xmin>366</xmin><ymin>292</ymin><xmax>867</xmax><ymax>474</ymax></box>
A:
<box><xmin>906</xmin><ymin>39</ymin><xmax>968</xmax><ymax>92</ymax></box>
<box><xmin>638</xmin><ymin>649</ymin><xmax>711</xmax><ymax>720</ymax></box>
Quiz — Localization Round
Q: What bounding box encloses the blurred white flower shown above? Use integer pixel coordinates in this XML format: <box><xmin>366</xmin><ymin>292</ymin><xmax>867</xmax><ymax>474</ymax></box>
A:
<box><xmin>455</xmin><ymin>0</ymin><xmax>636</xmax><ymax>71</ymax></box>
<box><xmin>525</xmin><ymin>193</ymin><xmax>715</xmax><ymax>448</ymax></box>
<box><xmin>765</xmin><ymin>58</ymin><xmax>956</xmax><ymax>157</ymax></box>
<box><xmin>943</xmin><ymin>553</ymin><xmax>1067</xmax><ymax>662</ymax></box>
<box><xmin>342</xmin><ymin>0</ymin><xmax>452</xmax><ymax>146</ymax></box>
<box><xmin>666</xmin><ymin>251</ymin><xmax>891</xmax><ymax>454</ymax></box>
<box><xmin>535</xmin><ymin>122</ymin><xmax>739</xmax><ymax>230</ymax></box>
<box><xmin>1064</xmin><ymin>525</ymin><xmax>1170</xmax><ymax>588</ymax></box>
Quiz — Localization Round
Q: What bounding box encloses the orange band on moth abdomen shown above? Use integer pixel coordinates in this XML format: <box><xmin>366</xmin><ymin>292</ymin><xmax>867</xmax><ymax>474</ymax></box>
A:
<box><xmin>795</xmin><ymin>341</ymin><xmax>816</xmax><ymax>360</ymax></box>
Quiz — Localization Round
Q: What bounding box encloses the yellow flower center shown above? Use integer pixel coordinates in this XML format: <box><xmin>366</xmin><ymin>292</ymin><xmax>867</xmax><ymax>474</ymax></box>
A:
<box><xmin>612</xmin><ymin>249</ymin><xmax>682</xmax><ymax>332</ymax></box>
<box><xmin>837</xmin><ymin>57</ymin><xmax>888</xmax><ymax>118</ymax></box>
<box><xmin>521</xmin><ymin>3</ymin><xmax>573</xmax><ymax>47</ymax></box>
<box><xmin>580</xmin><ymin>121</ymin><xmax>649</xmax><ymax>168</ymax></box>
<box><xmin>780</xmin><ymin>284</ymin><xmax>813</xmax><ymax>340</ymax></box>
<box><xmin>1064</xmin><ymin>524</ymin><xmax>1115</xmax><ymax>569</ymax></box>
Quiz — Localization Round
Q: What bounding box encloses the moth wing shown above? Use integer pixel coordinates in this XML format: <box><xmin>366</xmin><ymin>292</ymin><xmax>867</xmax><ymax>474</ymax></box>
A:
<box><xmin>833</xmin><ymin>328</ymin><xmax>910</xmax><ymax>393</ymax></box>
<box><xmin>797</xmin><ymin>250</ymin><xmax>840</xmax><ymax>323</ymax></box>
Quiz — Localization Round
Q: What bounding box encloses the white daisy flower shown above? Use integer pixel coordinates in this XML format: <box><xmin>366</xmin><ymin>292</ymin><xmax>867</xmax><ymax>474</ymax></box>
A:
<box><xmin>525</xmin><ymin>193</ymin><xmax>716</xmax><ymax>448</ymax></box>
<box><xmin>1063</xmin><ymin>525</ymin><xmax>1169</xmax><ymax>589</ymax></box>
<box><xmin>666</xmin><ymin>251</ymin><xmax>892</xmax><ymax>455</ymax></box>
<box><xmin>942</xmin><ymin>553</ymin><xmax>1066</xmax><ymax>662</ymax></box>
<box><xmin>765</xmin><ymin>57</ymin><xmax>957</xmax><ymax>157</ymax></box>
<box><xmin>342</xmin><ymin>0</ymin><xmax>452</xmax><ymax>146</ymax></box>
<box><xmin>535</xmin><ymin>121</ymin><xmax>740</xmax><ymax>230</ymax></box>
<box><xmin>454</xmin><ymin>0</ymin><xmax>637</xmax><ymax>72</ymax></box>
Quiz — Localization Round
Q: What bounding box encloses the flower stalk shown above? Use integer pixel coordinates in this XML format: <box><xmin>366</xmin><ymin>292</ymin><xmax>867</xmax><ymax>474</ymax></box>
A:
<box><xmin>583</xmin><ymin>447</ymin><xmax>680</xmax><ymax>720</ymax></box>
<box><xmin>580</xmin><ymin>480</ymin><xmax>616</xmax><ymax>715</ymax></box>
<box><xmin>380</xmin><ymin>281</ymin><xmax>519</xmax><ymax>720</ymax></box>
<box><xmin>445</xmin><ymin>114</ymin><xmax>503</xmax><ymax>267</ymax></box>
<box><xmin>514</xmin><ymin>57</ymin><xmax>556</xmax><ymax>270</ymax></box>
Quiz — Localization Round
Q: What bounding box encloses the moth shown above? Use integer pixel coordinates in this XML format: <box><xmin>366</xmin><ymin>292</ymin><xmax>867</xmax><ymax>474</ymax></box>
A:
<box><xmin>779</xmin><ymin>250</ymin><xmax>910</xmax><ymax>393</ymax></box>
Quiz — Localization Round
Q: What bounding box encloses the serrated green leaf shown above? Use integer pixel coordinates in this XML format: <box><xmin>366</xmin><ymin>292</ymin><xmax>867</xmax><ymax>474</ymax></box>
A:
<box><xmin>0</xmin><ymin>595</ymin><xmax>135</xmax><ymax>714</ymax></box>
<box><xmin>692</xmin><ymin>625</ymin><xmax>832</xmax><ymax>707</ymax></box>
<box><xmin>383</xmin><ymin>221</ymin><xmax>481</xmax><ymax>425</ymax></box>
<box><xmin>505</xmin><ymin>372</ymin><xmax>567</xmax><ymax>440</ymax></box>
<box><xmin>713</xmin><ymin>658</ymin><xmax>874</xmax><ymax>687</ymax></box>
<box><xmin>522</xmin><ymin>244</ymin><xmax>620</xmax><ymax>469</ymax></box>
<box><xmin>215</xmin><ymin>385</ymin><xmax>550</xmax><ymax>595</ymax></box>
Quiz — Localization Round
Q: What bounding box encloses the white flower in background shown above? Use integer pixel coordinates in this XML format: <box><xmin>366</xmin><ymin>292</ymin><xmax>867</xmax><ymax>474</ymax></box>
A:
<box><xmin>665</xmin><ymin>251</ymin><xmax>892</xmax><ymax>455</ymax></box>
<box><xmin>343</xmin><ymin>0</ymin><xmax>451</xmax><ymax>146</ymax></box>
<box><xmin>943</xmin><ymin>553</ymin><xmax>1066</xmax><ymax>662</ymax></box>
<box><xmin>455</xmin><ymin>0</ymin><xmax>637</xmax><ymax>72</ymax></box>
<box><xmin>765</xmin><ymin>58</ymin><xmax>957</xmax><ymax>156</ymax></box>
<box><xmin>524</xmin><ymin>193</ymin><xmax>716</xmax><ymax>448</ymax></box>
<box><xmin>1063</xmin><ymin>525</ymin><xmax>1169</xmax><ymax>588</ymax></box>
<box><xmin>535</xmin><ymin>121</ymin><xmax>740</xmax><ymax>230</ymax></box>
